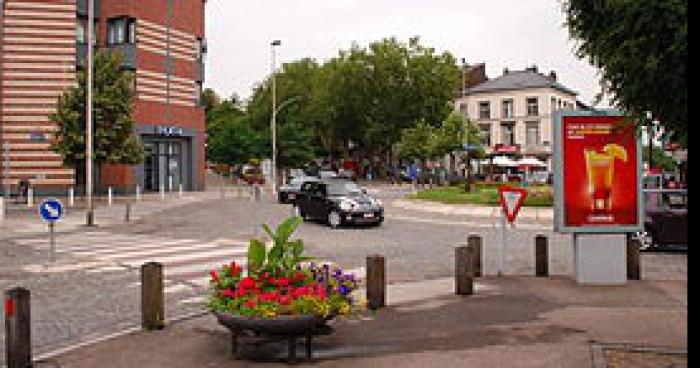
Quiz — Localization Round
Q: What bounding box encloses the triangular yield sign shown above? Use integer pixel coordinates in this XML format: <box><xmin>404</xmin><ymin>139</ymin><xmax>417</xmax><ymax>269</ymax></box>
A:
<box><xmin>498</xmin><ymin>186</ymin><xmax>527</xmax><ymax>223</ymax></box>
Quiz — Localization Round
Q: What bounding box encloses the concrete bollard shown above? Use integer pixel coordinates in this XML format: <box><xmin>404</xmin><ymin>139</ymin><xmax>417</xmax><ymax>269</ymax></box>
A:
<box><xmin>535</xmin><ymin>234</ymin><xmax>549</xmax><ymax>277</ymax></box>
<box><xmin>68</xmin><ymin>187</ymin><xmax>75</xmax><ymax>207</ymax></box>
<box><xmin>179</xmin><ymin>184</ymin><xmax>183</xmax><ymax>198</ymax></box>
<box><xmin>108</xmin><ymin>187</ymin><xmax>113</xmax><ymax>206</ymax></box>
<box><xmin>5</xmin><ymin>287</ymin><xmax>32</xmax><ymax>368</ymax></box>
<box><xmin>626</xmin><ymin>235</ymin><xmax>641</xmax><ymax>280</ymax></box>
<box><xmin>366</xmin><ymin>255</ymin><xmax>386</xmax><ymax>310</ymax></box>
<box><xmin>27</xmin><ymin>188</ymin><xmax>33</xmax><ymax>207</ymax></box>
<box><xmin>467</xmin><ymin>234</ymin><xmax>482</xmax><ymax>277</ymax></box>
<box><xmin>160</xmin><ymin>184</ymin><xmax>165</xmax><ymax>200</ymax></box>
<box><xmin>125</xmin><ymin>201</ymin><xmax>132</xmax><ymax>222</ymax></box>
<box><xmin>136</xmin><ymin>185</ymin><xmax>142</xmax><ymax>202</ymax></box>
<box><xmin>455</xmin><ymin>246</ymin><xmax>474</xmax><ymax>295</ymax></box>
<box><xmin>141</xmin><ymin>262</ymin><xmax>165</xmax><ymax>330</ymax></box>
<box><xmin>0</xmin><ymin>196</ymin><xmax>5</xmax><ymax>224</ymax></box>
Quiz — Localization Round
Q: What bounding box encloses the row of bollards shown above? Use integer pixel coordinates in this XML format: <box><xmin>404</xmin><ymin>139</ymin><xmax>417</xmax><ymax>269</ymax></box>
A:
<box><xmin>4</xmin><ymin>236</ymin><xmax>642</xmax><ymax>366</ymax></box>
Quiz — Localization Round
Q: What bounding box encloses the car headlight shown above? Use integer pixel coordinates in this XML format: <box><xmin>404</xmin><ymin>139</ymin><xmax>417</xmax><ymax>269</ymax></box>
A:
<box><xmin>340</xmin><ymin>199</ymin><xmax>355</xmax><ymax>211</ymax></box>
<box><xmin>375</xmin><ymin>199</ymin><xmax>383</xmax><ymax>207</ymax></box>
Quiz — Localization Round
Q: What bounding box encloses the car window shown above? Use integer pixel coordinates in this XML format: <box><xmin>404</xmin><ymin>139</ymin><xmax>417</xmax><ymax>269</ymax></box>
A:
<box><xmin>313</xmin><ymin>184</ymin><xmax>327</xmax><ymax>197</ymax></box>
<box><xmin>301</xmin><ymin>182</ymin><xmax>314</xmax><ymax>193</ymax></box>
<box><xmin>326</xmin><ymin>181</ymin><xmax>362</xmax><ymax>196</ymax></box>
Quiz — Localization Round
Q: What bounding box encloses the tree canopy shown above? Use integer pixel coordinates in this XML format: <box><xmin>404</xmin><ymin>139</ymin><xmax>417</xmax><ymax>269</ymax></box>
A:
<box><xmin>564</xmin><ymin>0</ymin><xmax>687</xmax><ymax>144</ymax></box>
<box><xmin>50</xmin><ymin>50</ymin><xmax>144</xmax><ymax>183</ymax></box>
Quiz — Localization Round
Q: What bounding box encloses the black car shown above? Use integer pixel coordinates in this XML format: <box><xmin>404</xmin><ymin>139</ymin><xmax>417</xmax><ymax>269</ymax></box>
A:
<box><xmin>278</xmin><ymin>176</ymin><xmax>318</xmax><ymax>204</ymax></box>
<box><xmin>293</xmin><ymin>179</ymin><xmax>384</xmax><ymax>228</ymax></box>
<box><xmin>636</xmin><ymin>189</ymin><xmax>687</xmax><ymax>250</ymax></box>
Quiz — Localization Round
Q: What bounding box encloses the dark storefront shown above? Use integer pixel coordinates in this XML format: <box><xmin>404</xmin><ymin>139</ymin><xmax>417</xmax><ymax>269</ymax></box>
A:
<box><xmin>137</xmin><ymin>125</ymin><xmax>199</xmax><ymax>192</ymax></box>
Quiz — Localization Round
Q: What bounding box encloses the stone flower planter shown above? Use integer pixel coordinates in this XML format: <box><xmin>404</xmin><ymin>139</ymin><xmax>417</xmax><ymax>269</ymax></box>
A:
<box><xmin>214</xmin><ymin>311</ymin><xmax>335</xmax><ymax>364</ymax></box>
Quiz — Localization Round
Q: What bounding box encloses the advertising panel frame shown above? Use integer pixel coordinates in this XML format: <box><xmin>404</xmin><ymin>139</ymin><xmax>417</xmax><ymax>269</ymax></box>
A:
<box><xmin>553</xmin><ymin>109</ymin><xmax>644</xmax><ymax>233</ymax></box>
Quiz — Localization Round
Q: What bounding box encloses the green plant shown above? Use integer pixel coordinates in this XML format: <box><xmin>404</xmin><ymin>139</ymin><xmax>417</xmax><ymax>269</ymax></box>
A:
<box><xmin>247</xmin><ymin>216</ymin><xmax>313</xmax><ymax>278</ymax></box>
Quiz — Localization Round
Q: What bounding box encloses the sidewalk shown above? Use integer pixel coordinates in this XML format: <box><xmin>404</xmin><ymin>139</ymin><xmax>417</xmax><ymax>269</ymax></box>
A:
<box><xmin>46</xmin><ymin>276</ymin><xmax>686</xmax><ymax>368</ymax></box>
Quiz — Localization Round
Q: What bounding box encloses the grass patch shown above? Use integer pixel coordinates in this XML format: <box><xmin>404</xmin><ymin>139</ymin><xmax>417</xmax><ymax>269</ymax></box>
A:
<box><xmin>407</xmin><ymin>185</ymin><xmax>553</xmax><ymax>207</ymax></box>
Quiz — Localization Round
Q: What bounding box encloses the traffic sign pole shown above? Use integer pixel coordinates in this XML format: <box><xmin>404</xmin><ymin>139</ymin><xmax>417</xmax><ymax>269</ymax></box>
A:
<box><xmin>500</xmin><ymin>212</ymin><xmax>506</xmax><ymax>276</ymax></box>
<box><xmin>38</xmin><ymin>199</ymin><xmax>63</xmax><ymax>264</ymax></box>
<box><xmin>497</xmin><ymin>186</ymin><xmax>528</xmax><ymax>277</ymax></box>
<box><xmin>49</xmin><ymin>222</ymin><xmax>55</xmax><ymax>263</ymax></box>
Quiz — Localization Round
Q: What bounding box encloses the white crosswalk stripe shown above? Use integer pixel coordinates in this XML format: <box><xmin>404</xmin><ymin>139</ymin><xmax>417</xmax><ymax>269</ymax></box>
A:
<box><xmin>14</xmin><ymin>231</ymin><xmax>251</xmax><ymax>305</ymax></box>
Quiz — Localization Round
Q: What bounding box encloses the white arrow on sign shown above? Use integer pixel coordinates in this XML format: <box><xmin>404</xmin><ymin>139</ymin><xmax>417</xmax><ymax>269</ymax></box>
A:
<box><xmin>503</xmin><ymin>191</ymin><xmax>523</xmax><ymax>218</ymax></box>
<box><xmin>44</xmin><ymin>203</ymin><xmax>59</xmax><ymax>218</ymax></box>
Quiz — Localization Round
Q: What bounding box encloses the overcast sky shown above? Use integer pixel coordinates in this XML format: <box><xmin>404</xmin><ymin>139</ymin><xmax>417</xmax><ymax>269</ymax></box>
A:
<box><xmin>204</xmin><ymin>0</ymin><xmax>607</xmax><ymax>106</ymax></box>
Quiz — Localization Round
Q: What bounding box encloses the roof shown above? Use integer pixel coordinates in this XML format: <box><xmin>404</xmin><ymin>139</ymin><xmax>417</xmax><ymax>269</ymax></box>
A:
<box><xmin>466</xmin><ymin>69</ymin><xmax>578</xmax><ymax>96</ymax></box>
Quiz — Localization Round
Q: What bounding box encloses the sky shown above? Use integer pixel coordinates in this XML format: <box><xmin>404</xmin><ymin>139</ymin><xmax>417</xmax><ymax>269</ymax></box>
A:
<box><xmin>204</xmin><ymin>0</ymin><xmax>607</xmax><ymax>107</ymax></box>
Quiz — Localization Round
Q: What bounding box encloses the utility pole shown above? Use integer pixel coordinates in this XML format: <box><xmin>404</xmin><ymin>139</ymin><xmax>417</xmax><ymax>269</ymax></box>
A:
<box><xmin>86</xmin><ymin>0</ymin><xmax>95</xmax><ymax>226</ymax></box>
<box><xmin>270</xmin><ymin>40</ymin><xmax>281</xmax><ymax>196</ymax></box>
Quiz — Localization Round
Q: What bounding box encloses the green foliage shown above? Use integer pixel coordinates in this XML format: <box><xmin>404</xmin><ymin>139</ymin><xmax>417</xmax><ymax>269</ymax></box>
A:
<box><xmin>50</xmin><ymin>50</ymin><xmax>145</xmax><ymax>176</ymax></box>
<box><xmin>564</xmin><ymin>0</ymin><xmax>687</xmax><ymax>144</ymax></box>
<box><xmin>246</xmin><ymin>216</ymin><xmax>312</xmax><ymax>278</ymax></box>
<box><xmin>643</xmin><ymin>146</ymin><xmax>677</xmax><ymax>172</ymax></box>
<box><xmin>206</xmin><ymin>115</ymin><xmax>266</xmax><ymax>166</ymax></box>
<box><xmin>409</xmin><ymin>185</ymin><xmax>553</xmax><ymax>207</ymax></box>
<box><xmin>395</xmin><ymin>113</ymin><xmax>475</xmax><ymax>162</ymax></box>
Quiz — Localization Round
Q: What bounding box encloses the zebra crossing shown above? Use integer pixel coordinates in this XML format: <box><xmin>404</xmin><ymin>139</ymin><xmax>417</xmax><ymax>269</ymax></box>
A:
<box><xmin>15</xmin><ymin>231</ymin><xmax>251</xmax><ymax>301</ymax></box>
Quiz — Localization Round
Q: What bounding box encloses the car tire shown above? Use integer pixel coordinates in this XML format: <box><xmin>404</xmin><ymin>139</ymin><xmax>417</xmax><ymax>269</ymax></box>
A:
<box><xmin>328</xmin><ymin>211</ymin><xmax>342</xmax><ymax>229</ymax></box>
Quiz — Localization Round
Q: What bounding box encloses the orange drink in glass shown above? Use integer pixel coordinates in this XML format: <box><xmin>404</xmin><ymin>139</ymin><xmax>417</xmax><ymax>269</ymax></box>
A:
<box><xmin>584</xmin><ymin>144</ymin><xmax>628</xmax><ymax>213</ymax></box>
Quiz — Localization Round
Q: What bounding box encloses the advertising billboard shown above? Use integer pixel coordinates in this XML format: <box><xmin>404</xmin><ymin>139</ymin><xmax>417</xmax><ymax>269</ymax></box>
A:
<box><xmin>553</xmin><ymin>111</ymin><xmax>643</xmax><ymax>233</ymax></box>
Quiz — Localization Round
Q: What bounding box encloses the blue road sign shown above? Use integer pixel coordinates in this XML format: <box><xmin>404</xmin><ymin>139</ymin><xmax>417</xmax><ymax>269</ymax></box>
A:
<box><xmin>39</xmin><ymin>199</ymin><xmax>63</xmax><ymax>222</ymax></box>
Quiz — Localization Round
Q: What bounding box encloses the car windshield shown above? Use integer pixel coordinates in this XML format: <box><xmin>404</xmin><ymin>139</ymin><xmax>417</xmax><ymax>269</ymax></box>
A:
<box><xmin>326</xmin><ymin>181</ymin><xmax>362</xmax><ymax>196</ymax></box>
<box><xmin>288</xmin><ymin>177</ymin><xmax>309</xmax><ymax>188</ymax></box>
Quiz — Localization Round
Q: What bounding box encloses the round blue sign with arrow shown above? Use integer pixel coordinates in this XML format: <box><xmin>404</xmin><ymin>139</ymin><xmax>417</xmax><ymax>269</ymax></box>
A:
<box><xmin>39</xmin><ymin>198</ymin><xmax>63</xmax><ymax>223</ymax></box>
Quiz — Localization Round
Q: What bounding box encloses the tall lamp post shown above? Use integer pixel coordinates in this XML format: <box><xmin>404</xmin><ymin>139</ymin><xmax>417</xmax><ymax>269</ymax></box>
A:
<box><xmin>86</xmin><ymin>0</ymin><xmax>95</xmax><ymax>226</ymax></box>
<box><xmin>270</xmin><ymin>39</ymin><xmax>281</xmax><ymax>195</ymax></box>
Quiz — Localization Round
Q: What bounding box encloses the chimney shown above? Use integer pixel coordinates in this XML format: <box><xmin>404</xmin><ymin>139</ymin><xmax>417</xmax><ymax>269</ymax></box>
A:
<box><xmin>526</xmin><ymin>65</ymin><xmax>538</xmax><ymax>73</ymax></box>
<box><xmin>503</xmin><ymin>68</ymin><xmax>509</xmax><ymax>75</ymax></box>
<box><xmin>549</xmin><ymin>71</ymin><xmax>557</xmax><ymax>82</ymax></box>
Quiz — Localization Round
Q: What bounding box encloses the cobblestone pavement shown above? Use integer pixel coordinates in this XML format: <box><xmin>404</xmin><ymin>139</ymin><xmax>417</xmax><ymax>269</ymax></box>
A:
<box><xmin>0</xmin><ymin>184</ymin><xmax>687</xmax><ymax>365</ymax></box>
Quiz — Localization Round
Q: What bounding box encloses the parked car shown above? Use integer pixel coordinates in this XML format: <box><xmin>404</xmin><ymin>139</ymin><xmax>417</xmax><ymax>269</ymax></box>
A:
<box><xmin>317</xmin><ymin>170</ymin><xmax>338</xmax><ymax>179</ymax></box>
<box><xmin>635</xmin><ymin>189</ymin><xmax>687</xmax><ymax>250</ymax></box>
<box><xmin>278</xmin><ymin>176</ymin><xmax>318</xmax><ymax>204</ymax></box>
<box><xmin>292</xmin><ymin>179</ymin><xmax>384</xmax><ymax>229</ymax></box>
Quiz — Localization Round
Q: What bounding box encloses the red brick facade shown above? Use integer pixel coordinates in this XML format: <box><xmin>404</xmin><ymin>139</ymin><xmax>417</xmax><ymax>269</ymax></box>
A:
<box><xmin>1</xmin><ymin>0</ymin><xmax>207</xmax><ymax>195</ymax></box>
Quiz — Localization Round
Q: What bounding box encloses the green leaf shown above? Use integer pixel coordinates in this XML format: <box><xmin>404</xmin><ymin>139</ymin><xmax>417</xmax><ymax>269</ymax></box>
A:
<box><xmin>247</xmin><ymin>239</ymin><xmax>266</xmax><ymax>276</ymax></box>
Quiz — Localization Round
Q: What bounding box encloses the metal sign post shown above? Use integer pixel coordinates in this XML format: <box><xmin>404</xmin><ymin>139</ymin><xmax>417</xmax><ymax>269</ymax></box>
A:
<box><xmin>38</xmin><ymin>199</ymin><xmax>63</xmax><ymax>264</ymax></box>
<box><xmin>497</xmin><ymin>186</ymin><xmax>527</xmax><ymax>276</ymax></box>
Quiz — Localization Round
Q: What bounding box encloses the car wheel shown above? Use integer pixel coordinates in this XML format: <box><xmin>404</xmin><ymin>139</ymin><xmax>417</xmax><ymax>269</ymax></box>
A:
<box><xmin>328</xmin><ymin>211</ymin><xmax>342</xmax><ymax>229</ymax></box>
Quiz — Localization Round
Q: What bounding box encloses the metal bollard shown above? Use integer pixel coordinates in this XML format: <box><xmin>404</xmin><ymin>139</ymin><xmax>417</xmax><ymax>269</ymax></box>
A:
<box><xmin>0</xmin><ymin>196</ymin><xmax>5</xmax><ymax>224</ymax></box>
<box><xmin>467</xmin><ymin>234</ymin><xmax>482</xmax><ymax>277</ymax></box>
<box><xmin>125</xmin><ymin>201</ymin><xmax>132</xmax><ymax>222</ymax></box>
<box><xmin>68</xmin><ymin>187</ymin><xmax>75</xmax><ymax>207</ymax></box>
<box><xmin>455</xmin><ymin>246</ymin><xmax>474</xmax><ymax>295</ymax></box>
<box><xmin>5</xmin><ymin>287</ymin><xmax>32</xmax><ymax>368</ymax></box>
<box><xmin>160</xmin><ymin>184</ymin><xmax>165</xmax><ymax>200</ymax></box>
<box><xmin>141</xmin><ymin>262</ymin><xmax>165</xmax><ymax>330</ymax></box>
<box><xmin>27</xmin><ymin>188</ymin><xmax>33</xmax><ymax>207</ymax></box>
<box><xmin>136</xmin><ymin>185</ymin><xmax>142</xmax><ymax>202</ymax></box>
<box><xmin>254</xmin><ymin>186</ymin><xmax>261</xmax><ymax>202</ymax></box>
<box><xmin>626</xmin><ymin>234</ymin><xmax>641</xmax><ymax>280</ymax></box>
<box><xmin>535</xmin><ymin>234</ymin><xmax>549</xmax><ymax>277</ymax></box>
<box><xmin>366</xmin><ymin>255</ymin><xmax>386</xmax><ymax>310</ymax></box>
<box><xmin>179</xmin><ymin>184</ymin><xmax>183</xmax><ymax>198</ymax></box>
<box><xmin>108</xmin><ymin>187</ymin><xmax>113</xmax><ymax>206</ymax></box>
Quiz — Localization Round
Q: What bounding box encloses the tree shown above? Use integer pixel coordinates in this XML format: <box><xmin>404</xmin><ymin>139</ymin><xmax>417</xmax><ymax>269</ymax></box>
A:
<box><xmin>643</xmin><ymin>146</ymin><xmax>677</xmax><ymax>172</ymax></box>
<box><xmin>50</xmin><ymin>50</ymin><xmax>144</xmax><ymax>188</ymax></box>
<box><xmin>201</xmin><ymin>88</ymin><xmax>221</xmax><ymax>118</ymax></box>
<box><xmin>564</xmin><ymin>0</ymin><xmax>687</xmax><ymax>144</ymax></box>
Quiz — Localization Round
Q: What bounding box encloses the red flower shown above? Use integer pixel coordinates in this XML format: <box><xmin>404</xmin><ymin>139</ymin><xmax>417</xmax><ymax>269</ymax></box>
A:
<box><xmin>222</xmin><ymin>289</ymin><xmax>235</xmax><ymax>299</ymax></box>
<box><xmin>239</xmin><ymin>277</ymin><xmax>256</xmax><ymax>290</ymax></box>
<box><xmin>276</xmin><ymin>278</ymin><xmax>290</xmax><ymax>288</ymax></box>
<box><xmin>244</xmin><ymin>299</ymin><xmax>257</xmax><ymax>309</ymax></box>
<box><xmin>279</xmin><ymin>295</ymin><xmax>292</xmax><ymax>305</ymax></box>
<box><xmin>292</xmin><ymin>286</ymin><xmax>309</xmax><ymax>299</ymax></box>
<box><xmin>259</xmin><ymin>292</ymin><xmax>278</xmax><ymax>303</ymax></box>
<box><xmin>235</xmin><ymin>288</ymin><xmax>247</xmax><ymax>297</ymax></box>
<box><xmin>230</xmin><ymin>262</ymin><xmax>242</xmax><ymax>276</ymax></box>
<box><xmin>293</xmin><ymin>272</ymin><xmax>306</xmax><ymax>283</ymax></box>
<box><xmin>210</xmin><ymin>270</ymin><xmax>219</xmax><ymax>283</ymax></box>
<box><xmin>315</xmin><ymin>286</ymin><xmax>327</xmax><ymax>300</ymax></box>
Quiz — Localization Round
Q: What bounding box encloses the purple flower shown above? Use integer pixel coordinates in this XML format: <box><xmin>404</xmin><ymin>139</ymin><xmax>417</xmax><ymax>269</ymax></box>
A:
<box><xmin>338</xmin><ymin>285</ymin><xmax>350</xmax><ymax>295</ymax></box>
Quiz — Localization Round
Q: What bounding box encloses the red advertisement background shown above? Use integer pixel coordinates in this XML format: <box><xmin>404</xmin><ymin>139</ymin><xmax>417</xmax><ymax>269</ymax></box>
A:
<box><xmin>563</xmin><ymin>116</ymin><xmax>639</xmax><ymax>227</ymax></box>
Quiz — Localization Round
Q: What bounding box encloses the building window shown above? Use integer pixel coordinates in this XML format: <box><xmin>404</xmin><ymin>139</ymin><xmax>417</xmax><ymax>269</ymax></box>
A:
<box><xmin>196</xmin><ymin>38</ymin><xmax>207</xmax><ymax>61</ymax></box>
<box><xmin>551</xmin><ymin>97</ymin><xmax>557</xmax><ymax>113</ymax></box>
<box><xmin>107</xmin><ymin>17</ymin><xmax>136</xmax><ymax>45</ymax></box>
<box><xmin>196</xmin><ymin>82</ymin><xmax>203</xmax><ymax>106</ymax></box>
<box><xmin>478</xmin><ymin>101</ymin><xmax>490</xmax><ymax>120</ymax></box>
<box><xmin>500</xmin><ymin>122</ymin><xmax>515</xmax><ymax>146</ymax></box>
<box><xmin>526</xmin><ymin>121</ymin><xmax>540</xmax><ymax>146</ymax></box>
<box><xmin>502</xmin><ymin>99</ymin><xmax>514</xmax><ymax>119</ymax></box>
<box><xmin>479</xmin><ymin>124</ymin><xmax>491</xmax><ymax>146</ymax></box>
<box><xmin>76</xmin><ymin>18</ymin><xmax>97</xmax><ymax>44</ymax></box>
<box><xmin>526</xmin><ymin>97</ymin><xmax>539</xmax><ymax>116</ymax></box>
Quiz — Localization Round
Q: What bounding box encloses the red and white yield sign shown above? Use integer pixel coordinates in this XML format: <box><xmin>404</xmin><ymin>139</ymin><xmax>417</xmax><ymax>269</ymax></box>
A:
<box><xmin>498</xmin><ymin>186</ymin><xmax>527</xmax><ymax>223</ymax></box>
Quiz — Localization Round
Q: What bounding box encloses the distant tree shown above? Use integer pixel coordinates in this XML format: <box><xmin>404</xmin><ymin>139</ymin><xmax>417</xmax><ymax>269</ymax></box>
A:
<box><xmin>564</xmin><ymin>0</ymin><xmax>687</xmax><ymax>144</ymax></box>
<box><xmin>50</xmin><ymin>50</ymin><xmax>144</xmax><ymax>189</ymax></box>
<box><xmin>643</xmin><ymin>146</ymin><xmax>677</xmax><ymax>172</ymax></box>
<box><xmin>201</xmin><ymin>88</ymin><xmax>221</xmax><ymax>118</ymax></box>
<box><xmin>206</xmin><ymin>115</ymin><xmax>265</xmax><ymax>166</ymax></box>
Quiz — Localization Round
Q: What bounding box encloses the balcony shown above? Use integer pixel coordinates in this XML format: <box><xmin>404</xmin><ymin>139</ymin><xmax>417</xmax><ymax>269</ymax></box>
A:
<box><xmin>77</xmin><ymin>0</ymin><xmax>101</xmax><ymax>17</ymax></box>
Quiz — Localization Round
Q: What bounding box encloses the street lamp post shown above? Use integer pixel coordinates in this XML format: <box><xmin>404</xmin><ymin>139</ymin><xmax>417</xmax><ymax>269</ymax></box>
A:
<box><xmin>270</xmin><ymin>40</ymin><xmax>281</xmax><ymax>195</ymax></box>
<box><xmin>86</xmin><ymin>0</ymin><xmax>95</xmax><ymax>226</ymax></box>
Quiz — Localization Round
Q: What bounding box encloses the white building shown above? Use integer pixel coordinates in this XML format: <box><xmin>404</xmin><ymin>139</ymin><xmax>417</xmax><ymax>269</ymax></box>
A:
<box><xmin>454</xmin><ymin>65</ymin><xmax>580</xmax><ymax>170</ymax></box>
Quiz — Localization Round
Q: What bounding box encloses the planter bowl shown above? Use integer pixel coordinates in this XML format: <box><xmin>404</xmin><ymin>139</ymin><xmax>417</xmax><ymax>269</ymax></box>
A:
<box><xmin>214</xmin><ymin>311</ymin><xmax>330</xmax><ymax>336</ymax></box>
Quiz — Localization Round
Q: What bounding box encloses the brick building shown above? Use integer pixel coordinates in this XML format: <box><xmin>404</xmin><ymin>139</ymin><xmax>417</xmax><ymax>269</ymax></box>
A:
<box><xmin>0</xmin><ymin>0</ymin><xmax>207</xmax><ymax>195</ymax></box>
